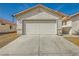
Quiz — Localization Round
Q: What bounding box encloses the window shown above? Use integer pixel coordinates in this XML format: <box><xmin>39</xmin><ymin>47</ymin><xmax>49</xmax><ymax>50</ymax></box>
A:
<box><xmin>10</xmin><ymin>26</ymin><xmax>12</xmax><ymax>29</ymax></box>
<box><xmin>1</xmin><ymin>23</ymin><xmax>5</xmax><ymax>25</ymax></box>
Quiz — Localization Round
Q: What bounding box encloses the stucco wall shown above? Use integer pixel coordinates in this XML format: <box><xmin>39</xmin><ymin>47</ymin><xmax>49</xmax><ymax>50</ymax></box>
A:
<box><xmin>16</xmin><ymin>20</ymin><xmax>22</xmax><ymax>34</ymax></box>
<box><xmin>16</xmin><ymin>7</ymin><xmax>60</xmax><ymax>20</ymax></box>
<box><xmin>16</xmin><ymin>8</ymin><xmax>62</xmax><ymax>35</ymax></box>
<box><xmin>0</xmin><ymin>23</ymin><xmax>16</xmax><ymax>33</ymax></box>
<box><xmin>62</xmin><ymin>20</ymin><xmax>72</xmax><ymax>27</ymax></box>
<box><xmin>62</xmin><ymin>20</ymin><xmax>72</xmax><ymax>34</ymax></box>
<box><xmin>70</xmin><ymin>16</ymin><xmax>79</xmax><ymax>35</ymax></box>
<box><xmin>67</xmin><ymin>20</ymin><xmax>72</xmax><ymax>27</ymax></box>
<box><xmin>0</xmin><ymin>24</ymin><xmax>10</xmax><ymax>31</ymax></box>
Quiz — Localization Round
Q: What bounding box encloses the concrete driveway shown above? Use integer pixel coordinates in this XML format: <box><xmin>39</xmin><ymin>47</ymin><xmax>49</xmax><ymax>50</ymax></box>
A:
<box><xmin>0</xmin><ymin>35</ymin><xmax>79</xmax><ymax>56</ymax></box>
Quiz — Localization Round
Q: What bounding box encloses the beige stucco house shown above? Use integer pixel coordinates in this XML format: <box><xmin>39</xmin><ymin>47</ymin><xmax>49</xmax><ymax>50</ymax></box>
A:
<box><xmin>61</xmin><ymin>12</ymin><xmax>79</xmax><ymax>35</ymax></box>
<box><xmin>0</xmin><ymin>18</ymin><xmax>16</xmax><ymax>34</ymax></box>
<box><xmin>65</xmin><ymin>13</ymin><xmax>79</xmax><ymax>35</ymax></box>
<box><xmin>14</xmin><ymin>4</ymin><xmax>69</xmax><ymax>35</ymax></box>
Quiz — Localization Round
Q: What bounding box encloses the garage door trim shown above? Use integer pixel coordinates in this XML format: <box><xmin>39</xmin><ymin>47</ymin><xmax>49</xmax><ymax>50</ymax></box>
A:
<box><xmin>22</xmin><ymin>20</ymin><xmax>58</xmax><ymax>35</ymax></box>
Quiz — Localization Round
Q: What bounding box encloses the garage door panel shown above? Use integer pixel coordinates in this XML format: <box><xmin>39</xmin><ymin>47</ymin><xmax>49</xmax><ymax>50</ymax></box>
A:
<box><xmin>39</xmin><ymin>23</ymin><xmax>57</xmax><ymax>34</ymax></box>
<box><xmin>26</xmin><ymin>23</ymin><xmax>39</xmax><ymax>34</ymax></box>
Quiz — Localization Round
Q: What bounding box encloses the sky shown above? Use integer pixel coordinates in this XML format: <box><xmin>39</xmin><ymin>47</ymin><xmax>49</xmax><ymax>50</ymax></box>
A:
<box><xmin>0</xmin><ymin>3</ymin><xmax>79</xmax><ymax>23</ymax></box>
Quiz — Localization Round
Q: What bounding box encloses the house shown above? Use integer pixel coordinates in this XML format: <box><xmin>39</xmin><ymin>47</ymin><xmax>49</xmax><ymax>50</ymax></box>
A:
<box><xmin>14</xmin><ymin>4</ymin><xmax>68</xmax><ymax>35</ymax></box>
<box><xmin>67</xmin><ymin>13</ymin><xmax>79</xmax><ymax>35</ymax></box>
<box><xmin>62</xmin><ymin>12</ymin><xmax>79</xmax><ymax>35</ymax></box>
<box><xmin>62</xmin><ymin>16</ymin><xmax>72</xmax><ymax>34</ymax></box>
<box><xmin>0</xmin><ymin>18</ymin><xmax>16</xmax><ymax>34</ymax></box>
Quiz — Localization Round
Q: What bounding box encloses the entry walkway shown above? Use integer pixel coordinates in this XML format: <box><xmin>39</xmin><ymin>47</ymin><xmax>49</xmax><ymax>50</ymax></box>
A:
<box><xmin>0</xmin><ymin>35</ymin><xmax>79</xmax><ymax>56</ymax></box>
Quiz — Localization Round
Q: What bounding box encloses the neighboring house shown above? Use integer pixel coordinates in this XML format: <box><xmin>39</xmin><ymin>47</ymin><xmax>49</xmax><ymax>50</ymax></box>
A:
<box><xmin>0</xmin><ymin>18</ymin><xmax>16</xmax><ymax>34</ymax></box>
<box><xmin>14</xmin><ymin>4</ymin><xmax>67</xmax><ymax>35</ymax></box>
<box><xmin>68</xmin><ymin>13</ymin><xmax>79</xmax><ymax>35</ymax></box>
<box><xmin>62</xmin><ymin>13</ymin><xmax>79</xmax><ymax>35</ymax></box>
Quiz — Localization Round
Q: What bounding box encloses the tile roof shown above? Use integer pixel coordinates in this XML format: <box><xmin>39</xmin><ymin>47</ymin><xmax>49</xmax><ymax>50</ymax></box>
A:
<box><xmin>0</xmin><ymin>18</ymin><xmax>16</xmax><ymax>25</ymax></box>
<box><xmin>64</xmin><ymin>13</ymin><xmax>79</xmax><ymax>21</ymax></box>
<box><xmin>69</xmin><ymin>13</ymin><xmax>79</xmax><ymax>19</ymax></box>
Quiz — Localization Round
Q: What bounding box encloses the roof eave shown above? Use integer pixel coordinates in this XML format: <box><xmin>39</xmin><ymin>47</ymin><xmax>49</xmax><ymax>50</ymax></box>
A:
<box><xmin>14</xmin><ymin>4</ymin><xmax>66</xmax><ymax>18</ymax></box>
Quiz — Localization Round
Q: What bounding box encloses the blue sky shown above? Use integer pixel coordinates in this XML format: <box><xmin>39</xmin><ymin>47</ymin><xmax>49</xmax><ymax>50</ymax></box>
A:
<box><xmin>0</xmin><ymin>3</ymin><xmax>79</xmax><ymax>23</ymax></box>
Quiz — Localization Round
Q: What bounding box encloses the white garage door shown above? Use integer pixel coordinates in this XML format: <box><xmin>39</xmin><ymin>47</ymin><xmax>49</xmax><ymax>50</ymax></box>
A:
<box><xmin>25</xmin><ymin>21</ymin><xmax>57</xmax><ymax>35</ymax></box>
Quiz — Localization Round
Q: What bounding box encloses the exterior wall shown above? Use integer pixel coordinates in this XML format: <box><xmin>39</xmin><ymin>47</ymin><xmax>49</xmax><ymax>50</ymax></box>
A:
<box><xmin>62</xmin><ymin>20</ymin><xmax>72</xmax><ymax>27</ymax></box>
<box><xmin>69</xmin><ymin>16</ymin><xmax>79</xmax><ymax>35</ymax></box>
<box><xmin>67</xmin><ymin>20</ymin><xmax>72</xmax><ymax>27</ymax></box>
<box><xmin>72</xmin><ymin>19</ymin><xmax>79</xmax><ymax>35</ymax></box>
<box><xmin>16</xmin><ymin>8</ymin><xmax>59</xmax><ymax>20</ymax></box>
<box><xmin>0</xmin><ymin>24</ymin><xmax>10</xmax><ymax>32</ymax></box>
<box><xmin>62</xmin><ymin>20</ymin><xmax>72</xmax><ymax>34</ymax></box>
<box><xmin>57</xmin><ymin>20</ymin><xmax>62</xmax><ymax>35</ymax></box>
<box><xmin>10</xmin><ymin>25</ymin><xmax>16</xmax><ymax>32</ymax></box>
<box><xmin>16</xmin><ymin>8</ymin><xmax>62</xmax><ymax>35</ymax></box>
<box><xmin>0</xmin><ymin>23</ymin><xmax>16</xmax><ymax>33</ymax></box>
<box><xmin>26</xmin><ymin>12</ymin><xmax>59</xmax><ymax>20</ymax></box>
<box><xmin>17</xmin><ymin>20</ymin><xmax>22</xmax><ymax>34</ymax></box>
